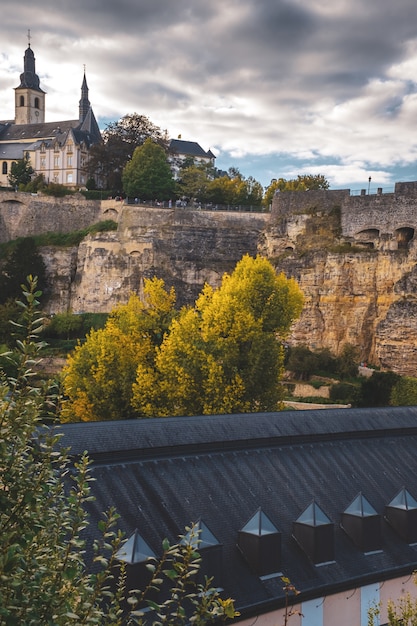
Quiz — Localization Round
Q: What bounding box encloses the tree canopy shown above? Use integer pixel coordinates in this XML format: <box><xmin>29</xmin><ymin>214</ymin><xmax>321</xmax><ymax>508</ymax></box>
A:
<box><xmin>62</xmin><ymin>277</ymin><xmax>176</xmax><ymax>422</ymax></box>
<box><xmin>8</xmin><ymin>152</ymin><xmax>34</xmax><ymax>189</ymax></box>
<box><xmin>63</xmin><ymin>256</ymin><xmax>304</xmax><ymax>421</ymax></box>
<box><xmin>122</xmin><ymin>138</ymin><xmax>176</xmax><ymax>200</ymax></box>
<box><xmin>263</xmin><ymin>174</ymin><xmax>330</xmax><ymax>207</ymax></box>
<box><xmin>177</xmin><ymin>164</ymin><xmax>263</xmax><ymax>206</ymax></box>
<box><xmin>0</xmin><ymin>237</ymin><xmax>47</xmax><ymax>306</ymax></box>
<box><xmin>87</xmin><ymin>112</ymin><xmax>169</xmax><ymax>191</ymax></box>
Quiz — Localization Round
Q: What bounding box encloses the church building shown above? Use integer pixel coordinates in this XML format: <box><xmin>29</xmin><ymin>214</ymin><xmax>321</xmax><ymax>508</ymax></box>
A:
<box><xmin>0</xmin><ymin>40</ymin><xmax>101</xmax><ymax>188</ymax></box>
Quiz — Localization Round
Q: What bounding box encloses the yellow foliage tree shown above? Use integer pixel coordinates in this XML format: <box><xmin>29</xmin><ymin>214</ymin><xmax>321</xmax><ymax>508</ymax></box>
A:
<box><xmin>132</xmin><ymin>255</ymin><xmax>304</xmax><ymax>417</ymax></box>
<box><xmin>62</xmin><ymin>278</ymin><xmax>176</xmax><ymax>422</ymax></box>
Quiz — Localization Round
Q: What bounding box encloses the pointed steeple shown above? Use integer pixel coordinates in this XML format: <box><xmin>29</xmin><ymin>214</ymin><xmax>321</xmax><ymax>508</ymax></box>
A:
<box><xmin>79</xmin><ymin>69</ymin><xmax>90</xmax><ymax>123</ymax></box>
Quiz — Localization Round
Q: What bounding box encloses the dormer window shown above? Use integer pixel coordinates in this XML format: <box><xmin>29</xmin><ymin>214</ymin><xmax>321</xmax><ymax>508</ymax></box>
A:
<box><xmin>292</xmin><ymin>500</ymin><xmax>335</xmax><ymax>565</ymax></box>
<box><xmin>238</xmin><ymin>508</ymin><xmax>282</xmax><ymax>577</ymax></box>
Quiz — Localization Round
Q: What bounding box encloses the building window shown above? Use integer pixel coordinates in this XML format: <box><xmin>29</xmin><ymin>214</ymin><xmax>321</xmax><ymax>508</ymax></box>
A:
<box><xmin>67</xmin><ymin>144</ymin><xmax>73</xmax><ymax>154</ymax></box>
<box><xmin>2</xmin><ymin>162</ymin><xmax>7</xmax><ymax>175</ymax></box>
<box><xmin>40</xmin><ymin>157</ymin><xmax>46</xmax><ymax>169</ymax></box>
<box><xmin>19</xmin><ymin>95</ymin><xmax>24</xmax><ymax>106</ymax></box>
<box><xmin>54</xmin><ymin>156</ymin><xmax>59</xmax><ymax>167</ymax></box>
<box><xmin>40</xmin><ymin>143</ymin><xmax>46</xmax><ymax>153</ymax></box>
<box><xmin>67</xmin><ymin>173</ymin><xmax>73</xmax><ymax>184</ymax></box>
<box><xmin>53</xmin><ymin>173</ymin><xmax>59</xmax><ymax>183</ymax></box>
<box><xmin>67</xmin><ymin>156</ymin><xmax>72</xmax><ymax>167</ymax></box>
<box><xmin>34</xmin><ymin>97</ymin><xmax>39</xmax><ymax>109</ymax></box>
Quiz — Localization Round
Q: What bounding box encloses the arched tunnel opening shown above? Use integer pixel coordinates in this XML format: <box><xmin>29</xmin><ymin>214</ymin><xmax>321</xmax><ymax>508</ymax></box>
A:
<box><xmin>396</xmin><ymin>227</ymin><xmax>414</xmax><ymax>249</ymax></box>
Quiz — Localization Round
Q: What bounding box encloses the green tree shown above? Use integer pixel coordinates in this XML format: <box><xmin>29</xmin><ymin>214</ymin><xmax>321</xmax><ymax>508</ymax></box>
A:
<box><xmin>0</xmin><ymin>237</ymin><xmax>47</xmax><ymax>305</ymax></box>
<box><xmin>177</xmin><ymin>163</ymin><xmax>212</xmax><ymax>202</ymax></box>
<box><xmin>335</xmin><ymin>343</ymin><xmax>360</xmax><ymax>379</ymax></box>
<box><xmin>390</xmin><ymin>375</ymin><xmax>417</xmax><ymax>406</ymax></box>
<box><xmin>132</xmin><ymin>255</ymin><xmax>304</xmax><ymax>417</ymax></box>
<box><xmin>62</xmin><ymin>278</ymin><xmax>177</xmax><ymax>422</ymax></box>
<box><xmin>286</xmin><ymin>345</ymin><xmax>319</xmax><ymax>381</ymax></box>
<box><xmin>358</xmin><ymin>370</ymin><xmax>401</xmax><ymax>407</ymax></box>
<box><xmin>88</xmin><ymin>113</ymin><xmax>169</xmax><ymax>190</ymax></box>
<box><xmin>8</xmin><ymin>152</ymin><xmax>34</xmax><ymax>188</ymax></box>
<box><xmin>122</xmin><ymin>138</ymin><xmax>176</xmax><ymax>200</ymax></box>
<box><xmin>0</xmin><ymin>277</ymin><xmax>238</xmax><ymax>625</ymax></box>
<box><xmin>47</xmin><ymin>311</ymin><xmax>84</xmax><ymax>339</ymax></box>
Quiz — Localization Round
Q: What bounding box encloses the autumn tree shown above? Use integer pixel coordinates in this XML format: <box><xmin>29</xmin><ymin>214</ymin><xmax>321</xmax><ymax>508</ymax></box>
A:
<box><xmin>122</xmin><ymin>138</ymin><xmax>176</xmax><ymax>200</ymax></box>
<box><xmin>62</xmin><ymin>278</ymin><xmax>176</xmax><ymax>422</ymax></box>
<box><xmin>132</xmin><ymin>255</ymin><xmax>304</xmax><ymax>417</ymax></box>
<box><xmin>263</xmin><ymin>174</ymin><xmax>330</xmax><ymax>208</ymax></box>
<box><xmin>204</xmin><ymin>172</ymin><xmax>263</xmax><ymax>207</ymax></box>
<box><xmin>87</xmin><ymin>112</ymin><xmax>169</xmax><ymax>190</ymax></box>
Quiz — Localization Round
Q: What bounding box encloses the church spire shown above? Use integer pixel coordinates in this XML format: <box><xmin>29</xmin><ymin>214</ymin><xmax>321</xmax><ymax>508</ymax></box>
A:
<box><xmin>79</xmin><ymin>68</ymin><xmax>91</xmax><ymax>123</ymax></box>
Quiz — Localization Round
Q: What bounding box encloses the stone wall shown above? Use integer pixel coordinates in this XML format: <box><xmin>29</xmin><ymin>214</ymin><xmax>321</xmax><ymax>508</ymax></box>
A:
<box><xmin>0</xmin><ymin>191</ymin><xmax>103</xmax><ymax>243</ymax></box>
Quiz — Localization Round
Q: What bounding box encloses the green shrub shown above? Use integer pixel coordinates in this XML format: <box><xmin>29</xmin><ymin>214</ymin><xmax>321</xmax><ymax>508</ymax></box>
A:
<box><xmin>329</xmin><ymin>382</ymin><xmax>358</xmax><ymax>404</ymax></box>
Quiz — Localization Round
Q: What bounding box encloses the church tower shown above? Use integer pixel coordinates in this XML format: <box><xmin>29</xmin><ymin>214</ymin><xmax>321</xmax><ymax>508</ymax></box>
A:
<box><xmin>14</xmin><ymin>36</ymin><xmax>46</xmax><ymax>125</ymax></box>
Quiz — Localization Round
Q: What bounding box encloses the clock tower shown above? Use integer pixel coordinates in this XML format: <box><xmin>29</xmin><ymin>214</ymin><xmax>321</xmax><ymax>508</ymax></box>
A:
<box><xmin>14</xmin><ymin>38</ymin><xmax>46</xmax><ymax>125</ymax></box>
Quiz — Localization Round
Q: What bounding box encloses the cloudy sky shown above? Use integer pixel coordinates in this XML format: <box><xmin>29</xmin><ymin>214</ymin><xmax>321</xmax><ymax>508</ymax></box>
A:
<box><xmin>2</xmin><ymin>0</ymin><xmax>417</xmax><ymax>191</ymax></box>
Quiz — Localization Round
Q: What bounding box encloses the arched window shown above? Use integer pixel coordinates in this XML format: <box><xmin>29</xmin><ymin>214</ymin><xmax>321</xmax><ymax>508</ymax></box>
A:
<box><xmin>2</xmin><ymin>162</ymin><xmax>7</xmax><ymax>175</ymax></box>
<box><xmin>19</xmin><ymin>95</ymin><xmax>24</xmax><ymax>106</ymax></box>
<box><xmin>34</xmin><ymin>97</ymin><xmax>39</xmax><ymax>109</ymax></box>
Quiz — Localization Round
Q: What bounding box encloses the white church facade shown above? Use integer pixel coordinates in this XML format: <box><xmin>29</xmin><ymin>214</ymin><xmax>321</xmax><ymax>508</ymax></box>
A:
<box><xmin>0</xmin><ymin>42</ymin><xmax>101</xmax><ymax>189</ymax></box>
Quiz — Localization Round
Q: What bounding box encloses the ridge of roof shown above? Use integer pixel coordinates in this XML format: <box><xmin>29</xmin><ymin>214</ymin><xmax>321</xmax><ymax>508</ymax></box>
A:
<box><xmin>56</xmin><ymin>406</ymin><xmax>417</xmax><ymax>463</ymax></box>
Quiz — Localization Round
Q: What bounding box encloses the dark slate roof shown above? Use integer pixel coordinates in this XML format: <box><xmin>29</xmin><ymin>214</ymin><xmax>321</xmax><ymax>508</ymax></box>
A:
<box><xmin>0</xmin><ymin>120</ymin><xmax>79</xmax><ymax>142</ymax></box>
<box><xmin>56</xmin><ymin>406</ymin><xmax>417</xmax><ymax>619</ymax></box>
<box><xmin>0</xmin><ymin>115</ymin><xmax>101</xmax><ymax>151</ymax></box>
<box><xmin>169</xmin><ymin>138</ymin><xmax>213</xmax><ymax>159</ymax></box>
<box><xmin>0</xmin><ymin>142</ymin><xmax>29</xmax><ymax>159</ymax></box>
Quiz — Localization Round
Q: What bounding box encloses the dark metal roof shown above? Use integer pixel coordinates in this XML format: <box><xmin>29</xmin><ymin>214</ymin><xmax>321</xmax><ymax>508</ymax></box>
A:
<box><xmin>169</xmin><ymin>138</ymin><xmax>213</xmax><ymax>159</ymax></box>
<box><xmin>56</xmin><ymin>406</ymin><xmax>417</xmax><ymax>619</ymax></box>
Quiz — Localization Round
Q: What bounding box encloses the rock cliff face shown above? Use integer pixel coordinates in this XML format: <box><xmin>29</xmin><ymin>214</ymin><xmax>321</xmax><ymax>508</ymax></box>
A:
<box><xmin>4</xmin><ymin>188</ymin><xmax>417</xmax><ymax>376</ymax></box>
<box><xmin>42</xmin><ymin>206</ymin><xmax>269</xmax><ymax>313</ymax></box>
<box><xmin>263</xmin><ymin>187</ymin><xmax>417</xmax><ymax>375</ymax></box>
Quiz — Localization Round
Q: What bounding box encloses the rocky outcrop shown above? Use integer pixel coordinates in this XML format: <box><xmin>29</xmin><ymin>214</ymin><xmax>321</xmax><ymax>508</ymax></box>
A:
<box><xmin>265</xmin><ymin>188</ymin><xmax>417</xmax><ymax>374</ymax></box>
<box><xmin>42</xmin><ymin>206</ymin><xmax>269</xmax><ymax>313</ymax></box>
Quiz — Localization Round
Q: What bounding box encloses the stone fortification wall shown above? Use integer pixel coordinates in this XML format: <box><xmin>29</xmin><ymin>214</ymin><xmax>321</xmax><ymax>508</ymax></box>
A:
<box><xmin>0</xmin><ymin>191</ymin><xmax>103</xmax><ymax>243</ymax></box>
<box><xmin>271</xmin><ymin>181</ymin><xmax>417</xmax><ymax>244</ymax></box>
<box><xmin>271</xmin><ymin>189</ymin><xmax>350</xmax><ymax>220</ymax></box>
<box><xmin>340</xmin><ymin>190</ymin><xmax>417</xmax><ymax>239</ymax></box>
